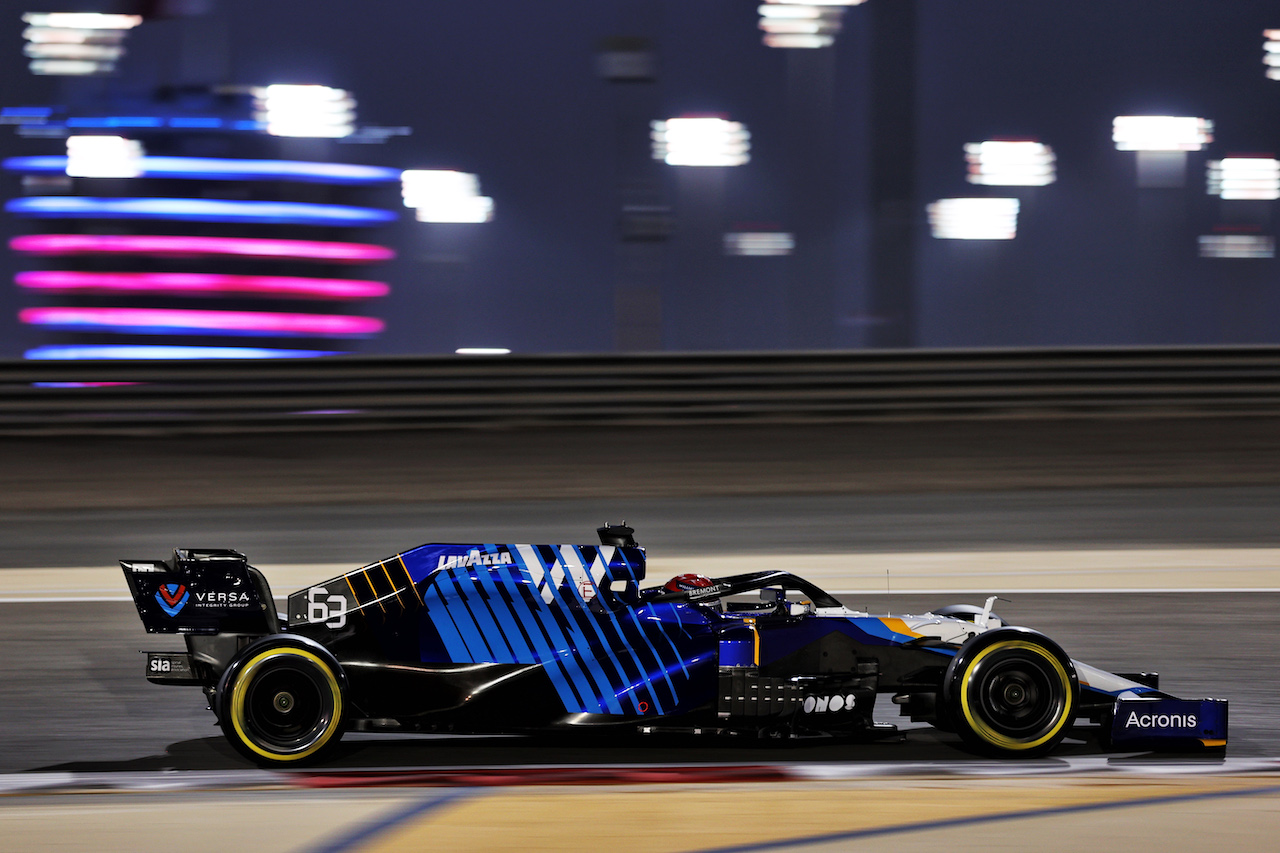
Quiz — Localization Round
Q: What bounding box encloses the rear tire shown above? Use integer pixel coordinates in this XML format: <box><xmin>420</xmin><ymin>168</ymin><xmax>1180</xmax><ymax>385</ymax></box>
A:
<box><xmin>943</xmin><ymin>628</ymin><xmax>1078</xmax><ymax>758</ymax></box>
<box><xmin>217</xmin><ymin>639</ymin><xmax>346</xmax><ymax>766</ymax></box>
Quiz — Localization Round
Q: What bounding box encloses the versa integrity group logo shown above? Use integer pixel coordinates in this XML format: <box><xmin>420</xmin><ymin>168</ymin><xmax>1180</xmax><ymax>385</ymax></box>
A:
<box><xmin>155</xmin><ymin>583</ymin><xmax>189</xmax><ymax>617</ymax></box>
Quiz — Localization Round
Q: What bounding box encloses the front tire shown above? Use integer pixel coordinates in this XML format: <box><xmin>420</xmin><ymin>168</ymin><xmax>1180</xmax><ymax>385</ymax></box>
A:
<box><xmin>943</xmin><ymin>628</ymin><xmax>1078</xmax><ymax>758</ymax></box>
<box><xmin>217</xmin><ymin>639</ymin><xmax>346</xmax><ymax>766</ymax></box>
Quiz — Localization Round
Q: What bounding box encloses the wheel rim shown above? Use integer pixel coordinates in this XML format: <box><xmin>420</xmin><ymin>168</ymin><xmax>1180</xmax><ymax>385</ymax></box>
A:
<box><xmin>245</xmin><ymin>665</ymin><xmax>327</xmax><ymax>748</ymax></box>
<box><xmin>230</xmin><ymin>648</ymin><xmax>342</xmax><ymax>760</ymax></box>
<box><xmin>960</xmin><ymin>640</ymin><xmax>1072</xmax><ymax>750</ymax></box>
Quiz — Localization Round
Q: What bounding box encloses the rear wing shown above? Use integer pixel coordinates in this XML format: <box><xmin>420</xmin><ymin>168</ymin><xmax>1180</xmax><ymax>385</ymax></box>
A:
<box><xmin>121</xmin><ymin>548</ymin><xmax>276</xmax><ymax>635</ymax></box>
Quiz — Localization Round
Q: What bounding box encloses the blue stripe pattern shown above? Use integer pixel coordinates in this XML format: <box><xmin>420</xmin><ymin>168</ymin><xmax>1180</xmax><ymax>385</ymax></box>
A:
<box><xmin>406</xmin><ymin>543</ymin><xmax>706</xmax><ymax>716</ymax></box>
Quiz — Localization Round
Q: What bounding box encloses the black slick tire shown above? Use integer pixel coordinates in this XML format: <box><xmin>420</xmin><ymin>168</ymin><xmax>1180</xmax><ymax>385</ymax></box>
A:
<box><xmin>216</xmin><ymin>636</ymin><xmax>347</xmax><ymax>767</ymax></box>
<box><xmin>943</xmin><ymin>627</ymin><xmax>1078</xmax><ymax>758</ymax></box>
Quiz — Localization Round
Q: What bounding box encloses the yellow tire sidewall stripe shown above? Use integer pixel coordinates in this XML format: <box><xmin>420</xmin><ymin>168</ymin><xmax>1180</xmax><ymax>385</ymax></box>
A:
<box><xmin>229</xmin><ymin>647</ymin><xmax>343</xmax><ymax>762</ymax></box>
<box><xmin>959</xmin><ymin>639</ymin><xmax>1073</xmax><ymax>751</ymax></box>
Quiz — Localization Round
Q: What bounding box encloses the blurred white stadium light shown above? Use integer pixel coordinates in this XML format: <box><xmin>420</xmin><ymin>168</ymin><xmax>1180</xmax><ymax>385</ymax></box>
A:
<box><xmin>965</xmin><ymin>140</ymin><xmax>1056</xmax><ymax>186</ymax></box>
<box><xmin>22</xmin><ymin>11</ymin><xmax>141</xmax><ymax>75</ymax></box>
<box><xmin>1206</xmin><ymin>157</ymin><xmax>1280</xmax><ymax>200</ymax></box>
<box><xmin>64</xmin><ymin>135</ymin><xmax>144</xmax><ymax>178</ymax></box>
<box><xmin>22</xmin><ymin>12</ymin><xmax>141</xmax><ymax>28</ymax></box>
<box><xmin>401</xmin><ymin>170</ymin><xmax>494</xmax><ymax>223</ymax></box>
<box><xmin>1198</xmin><ymin>233</ymin><xmax>1275</xmax><ymax>259</ymax></box>
<box><xmin>26</xmin><ymin>43</ymin><xmax>119</xmax><ymax>60</ymax></box>
<box><xmin>27</xmin><ymin>59</ymin><xmax>100</xmax><ymax>75</ymax></box>
<box><xmin>252</xmin><ymin>85</ymin><xmax>356</xmax><ymax>138</ymax></box>
<box><xmin>1112</xmin><ymin>116</ymin><xmax>1213</xmax><ymax>151</ymax></box>
<box><xmin>927</xmin><ymin>198</ymin><xmax>1019</xmax><ymax>240</ymax></box>
<box><xmin>724</xmin><ymin>231</ymin><xmax>795</xmax><ymax>256</ymax></box>
<box><xmin>757</xmin><ymin>3</ymin><xmax>858</xmax><ymax>49</ymax></box>
<box><xmin>651</xmin><ymin>118</ymin><xmax>750</xmax><ymax>166</ymax></box>
<box><xmin>455</xmin><ymin>348</ymin><xmax>511</xmax><ymax>355</ymax></box>
<box><xmin>1265</xmin><ymin>30</ymin><xmax>1280</xmax><ymax>80</ymax></box>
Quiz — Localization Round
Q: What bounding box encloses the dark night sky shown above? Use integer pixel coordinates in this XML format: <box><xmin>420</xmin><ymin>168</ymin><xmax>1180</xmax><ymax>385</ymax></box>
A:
<box><xmin>3</xmin><ymin>1</ymin><xmax>1280</xmax><ymax>357</ymax></box>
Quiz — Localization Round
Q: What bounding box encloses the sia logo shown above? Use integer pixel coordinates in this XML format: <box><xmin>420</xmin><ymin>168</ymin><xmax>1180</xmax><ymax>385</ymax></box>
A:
<box><xmin>155</xmin><ymin>583</ymin><xmax>189</xmax><ymax>617</ymax></box>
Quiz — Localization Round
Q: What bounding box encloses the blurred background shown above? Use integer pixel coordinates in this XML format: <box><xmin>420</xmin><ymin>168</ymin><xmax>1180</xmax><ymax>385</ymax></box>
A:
<box><xmin>4</xmin><ymin>4</ymin><xmax>1280</xmax><ymax>847</ymax></box>
<box><xmin>4</xmin><ymin>0</ymin><xmax>1280</xmax><ymax>360</ymax></box>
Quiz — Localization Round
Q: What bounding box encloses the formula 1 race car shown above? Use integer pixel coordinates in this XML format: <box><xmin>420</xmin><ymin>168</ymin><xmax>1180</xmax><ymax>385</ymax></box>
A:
<box><xmin>121</xmin><ymin>525</ymin><xmax>1227</xmax><ymax>766</ymax></box>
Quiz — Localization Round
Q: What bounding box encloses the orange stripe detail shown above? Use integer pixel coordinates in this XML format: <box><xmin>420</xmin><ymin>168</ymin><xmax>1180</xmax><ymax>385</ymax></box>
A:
<box><xmin>745</xmin><ymin>618</ymin><xmax>760</xmax><ymax>665</ymax></box>
<box><xmin>361</xmin><ymin>568</ymin><xmax>386</xmax><ymax>612</ymax></box>
<box><xmin>380</xmin><ymin>561</ymin><xmax>404</xmax><ymax>607</ymax></box>
<box><xmin>1200</xmin><ymin>739</ymin><xmax>1227</xmax><ymax>747</ymax></box>
<box><xmin>398</xmin><ymin>555</ymin><xmax>424</xmax><ymax>604</ymax></box>
<box><xmin>879</xmin><ymin>617</ymin><xmax>924</xmax><ymax>638</ymax></box>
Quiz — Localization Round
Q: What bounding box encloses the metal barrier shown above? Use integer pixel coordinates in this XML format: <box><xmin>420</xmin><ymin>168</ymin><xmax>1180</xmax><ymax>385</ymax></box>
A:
<box><xmin>3</xmin><ymin>347</ymin><xmax>1280</xmax><ymax>434</ymax></box>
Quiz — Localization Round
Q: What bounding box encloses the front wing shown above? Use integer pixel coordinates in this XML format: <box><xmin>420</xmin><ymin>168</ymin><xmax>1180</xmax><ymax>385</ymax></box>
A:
<box><xmin>1110</xmin><ymin>696</ymin><xmax>1228</xmax><ymax>749</ymax></box>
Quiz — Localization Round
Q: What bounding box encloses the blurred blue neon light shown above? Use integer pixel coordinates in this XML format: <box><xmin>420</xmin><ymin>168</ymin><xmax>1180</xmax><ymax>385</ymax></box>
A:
<box><xmin>2</xmin><ymin>107</ymin><xmax>53</xmax><ymax>118</ymax></box>
<box><xmin>8</xmin><ymin>119</ymin><xmax>264</xmax><ymax>132</ymax></box>
<box><xmin>0</xmin><ymin>113</ymin><xmax>267</xmax><ymax>132</ymax></box>
<box><xmin>65</xmin><ymin>116</ymin><xmax>163</xmax><ymax>128</ymax></box>
<box><xmin>7</xmin><ymin>196</ymin><xmax>397</xmax><ymax>225</ymax></box>
<box><xmin>4</xmin><ymin>155</ymin><xmax>400</xmax><ymax>184</ymax></box>
<box><xmin>168</xmin><ymin>117</ymin><xmax>223</xmax><ymax>128</ymax></box>
<box><xmin>26</xmin><ymin>345</ymin><xmax>339</xmax><ymax>360</ymax></box>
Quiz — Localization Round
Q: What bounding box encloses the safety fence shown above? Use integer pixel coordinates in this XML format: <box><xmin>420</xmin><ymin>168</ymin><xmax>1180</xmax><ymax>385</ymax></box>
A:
<box><xmin>2</xmin><ymin>347</ymin><xmax>1280</xmax><ymax>434</ymax></box>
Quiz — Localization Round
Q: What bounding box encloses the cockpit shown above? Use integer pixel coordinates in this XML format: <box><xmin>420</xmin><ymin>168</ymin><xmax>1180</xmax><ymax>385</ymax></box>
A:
<box><xmin>641</xmin><ymin>570</ymin><xmax>841</xmax><ymax>619</ymax></box>
<box><xmin>724</xmin><ymin>587</ymin><xmax>817</xmax><ymax>618</ymax></box>
<box><xmin>594</xmin><ymin>526</ymin><xmax>838</xmax><ymax>619</ymax></box>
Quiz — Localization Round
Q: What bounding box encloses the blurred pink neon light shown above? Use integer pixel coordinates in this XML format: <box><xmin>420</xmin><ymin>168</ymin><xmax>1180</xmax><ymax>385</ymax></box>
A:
<box><xmin>16</xmin><ymin>270</ymin><xmax>388</xmax><ymax>299</ymax></box>
<box><xmin>9</xmin><ymin>234</ymin><xmax>395</xmax><ymax>263</ymax></box>
<box><xmin>20</xmin><ymin>307</ymin><xmax>384</xmax><ymax>336</ymax></box>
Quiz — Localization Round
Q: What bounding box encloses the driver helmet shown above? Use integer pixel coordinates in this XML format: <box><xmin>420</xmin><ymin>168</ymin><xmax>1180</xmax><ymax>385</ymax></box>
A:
<box><xmin>664</xmin><ymin>573</ymin><xmax>714</xmax><ymax>592</ymax></box>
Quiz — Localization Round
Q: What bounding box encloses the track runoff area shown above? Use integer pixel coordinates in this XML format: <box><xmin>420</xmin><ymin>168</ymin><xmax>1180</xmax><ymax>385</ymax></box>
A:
<box><xmin>4</xmin><ymin>549</ymin><xmax>1279</xmax><ymax>852</ymax></box>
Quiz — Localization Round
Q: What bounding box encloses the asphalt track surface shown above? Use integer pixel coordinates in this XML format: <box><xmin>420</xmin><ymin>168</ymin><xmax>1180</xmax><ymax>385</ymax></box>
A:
<box><xmin>6</xmin><ymin>417</ymin><xmax>1280</xmax><ymax>516</ymax></box>
<box><xmin>4</xmin><ymin>486</ymin><xmax>1280</xmax><ymax>570</ymax></box>
<box><xmin>4</xmin><ymin>420</ymin><xmax>1280</xmax><ymax>851</ymax></box>
<box><xmin>2</xmin><ymin>485</ymin><xmax>1280</xmax><ymax>773</ymax></box>
<box><xmin>2</xmin><ymin>418</ymin><xmax>1279</xmax><ymax>774</ymax></box>
<box><xmin>1</xmin><ymin>585</ymin><xmax>1274</xmax><ymax>774</ymax></box>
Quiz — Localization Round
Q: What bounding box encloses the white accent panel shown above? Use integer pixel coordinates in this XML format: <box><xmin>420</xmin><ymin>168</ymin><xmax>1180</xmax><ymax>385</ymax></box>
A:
<box><xmin>896</xmin><ymin>616</ymin><xmax>974</xmax><ymax>645</ymax></box>
<box><xmin>1075</xmin><ymin>660</ymin><xmax>1149</xmax><ymax>694</ymax></box>
<box><xmin>548</xmin><ymin>563</ymin><xmax>567</xmax><ymax>595</ymax></box>
<box><xmin>559</xmin><ymin>545</ymin><xmax>594</xmax><ymax>597</ymax></box>
<box><xmin>515</xmin><ymin>544</ymin><xmax>554</xmax><ymax>604</ymax></box>
<box><xmin>588</xmin><ymin>552</ymin><xmax>609</xmax><ymax>586</ymax></box>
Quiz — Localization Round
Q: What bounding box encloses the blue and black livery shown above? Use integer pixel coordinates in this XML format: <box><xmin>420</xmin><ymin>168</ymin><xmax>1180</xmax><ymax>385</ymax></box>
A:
<box><xmin>121</xmin><ymin>524</ymin><xmax>1228</xmax><ymax>766</ymax></box>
